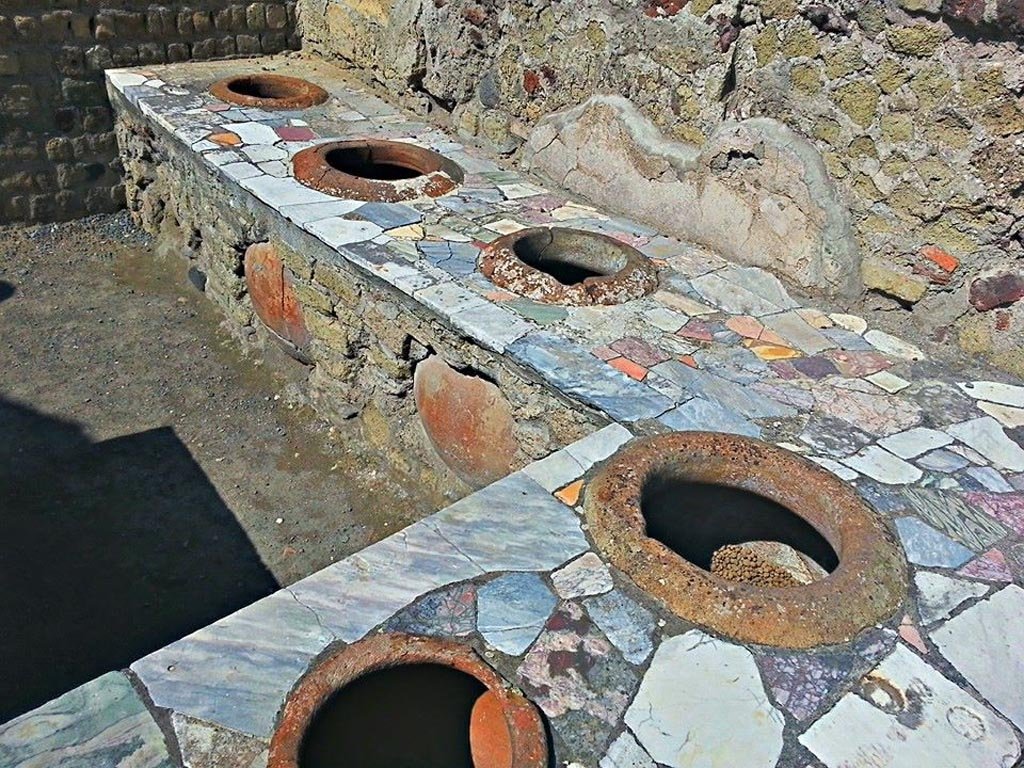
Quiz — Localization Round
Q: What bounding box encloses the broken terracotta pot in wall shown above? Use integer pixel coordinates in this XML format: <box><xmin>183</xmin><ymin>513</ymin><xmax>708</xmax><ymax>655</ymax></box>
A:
<box><xmin>244</xmin><ymin>242</ymin><xmax>311</xmax><ymax>358</ymax></box>
<box><xmin>413</xmin><ymin>355</ymin><xmax>517</xmax><ymax>488</ymax></box>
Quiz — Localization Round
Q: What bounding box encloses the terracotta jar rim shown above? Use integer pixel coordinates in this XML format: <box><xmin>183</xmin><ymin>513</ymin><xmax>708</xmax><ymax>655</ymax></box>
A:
<box><xmin>292</xmin><ymin>139</ymin><xmax>464</xmax><ymax>203</ymax></box>
<box><xmin>210</xmin><ymin>74</ymin><xmax>329</xmax><ymax>110</ymax></box>
<box><xmin>478</xmin><ymin>226</ymin><xmax>659</xmax><ymax>306</ymax></box>
<box><xmin>582</xmin><ymin>431</ymin><xmax>907</xmax><ymax>648</ymax></box>
<box><xmin>268</xmin><ymin>633</ymin><xmax>548</xmax><ymax>768</ymax></box>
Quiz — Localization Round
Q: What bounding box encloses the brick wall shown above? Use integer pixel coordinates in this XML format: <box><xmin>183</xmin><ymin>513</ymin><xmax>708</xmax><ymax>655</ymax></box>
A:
<box><xmin>0</xmin><ymin>2</ymin><xmax>299</xmax><ymax>224</ymax></box>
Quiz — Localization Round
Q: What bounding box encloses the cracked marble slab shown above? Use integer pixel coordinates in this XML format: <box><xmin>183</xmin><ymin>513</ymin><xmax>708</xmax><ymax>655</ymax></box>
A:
<box><xmin>131</xmin><ymin>590</ymin><xmax>334</xmax><ymax>738</ymax></box>
<box><xmin>799</xmin><ymin>645</ymin><xmax>1020</xmax><ymax>767</ymax></box>
<box><xmin>624</xmin><ymin>631</ymin><xmax>785</xmax><ymax>768</ymax></box>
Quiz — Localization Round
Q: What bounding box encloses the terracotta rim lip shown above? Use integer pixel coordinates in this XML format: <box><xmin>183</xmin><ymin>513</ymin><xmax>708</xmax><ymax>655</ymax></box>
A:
<box><xmin>209</xmin><ymin>74</ymin><xmax>330</xmax><ymax>110</ymax></box>
<box><xmin>268</xmin><ymin>633</ymin><xmax>549</xmax><ymax>768</ymax></box>
<box><xmin>583</xmin><ymin>432</ymin><xmax>907</xmax><ymax>648</ymax></box>
<box><xmin>292</xmin><ymin>139</ymin><xmax>464</xmax><ymax>203</ymax></box>
<box><xmin>263</xmin><ymin>324</ymin><xmax>314</xmax><ymax>365</ymax></box>
<box><xmin>478</xmin><ymin>227</ymin><xmax>659</xmax><ymax>306</ymax></box>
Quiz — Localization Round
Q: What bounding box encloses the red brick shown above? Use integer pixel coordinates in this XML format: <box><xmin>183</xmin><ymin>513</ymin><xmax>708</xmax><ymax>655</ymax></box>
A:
<box><xmin>920</xmin><ymin>245</ymin><xmax>959</xmax><ymax>273</ymax></box>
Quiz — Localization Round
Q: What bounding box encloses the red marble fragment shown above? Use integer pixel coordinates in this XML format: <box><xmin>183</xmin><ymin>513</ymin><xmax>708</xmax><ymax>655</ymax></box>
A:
<box><xmin>644</xmin><ymin>0</ymin><xmax>688</xmax><ymax>16</ymax></box>
<box><xmin>276</xmin><ymin>125</ymin><xmax>316</xmax><ymax>142</ymax></box>
<box><xmin>970</xmin><ymin>271</ymin><xmax>1024</xmax><ymax>311</ymax></box>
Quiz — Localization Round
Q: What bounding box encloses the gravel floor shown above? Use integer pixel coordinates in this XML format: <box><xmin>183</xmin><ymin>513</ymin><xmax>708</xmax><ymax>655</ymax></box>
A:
<box><xmin>0</xmin><ymin>212</ymin><xmax>448</xmax><ymax>721</ymax></box>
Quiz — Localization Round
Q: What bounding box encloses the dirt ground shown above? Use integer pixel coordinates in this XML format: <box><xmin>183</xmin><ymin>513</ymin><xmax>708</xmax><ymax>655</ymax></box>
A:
<box><xmin>0</xmin><ymin>213</ymin><xmax>451</xmax><ymax>721</ymax></box>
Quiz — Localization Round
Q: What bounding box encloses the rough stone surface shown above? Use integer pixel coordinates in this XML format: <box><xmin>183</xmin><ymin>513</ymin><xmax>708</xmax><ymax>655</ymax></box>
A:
<box><xmin>523</xmin><ymin>98</ymin><xmax>859</xmax><ymax>298</ymax></box>
<box><xmin>624</xmin><ymin>631</ymin><xmax>785</xmax><ymax>768</ymax></box>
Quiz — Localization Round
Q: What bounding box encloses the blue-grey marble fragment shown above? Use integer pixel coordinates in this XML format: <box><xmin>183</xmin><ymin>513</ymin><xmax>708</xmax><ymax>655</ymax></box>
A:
<box><xmin>348</xmin><ymin>202</ymin><xmax>422</xmax><ymax>229</ymax></box>
<box><xmin>821</xmin><ymin>327</ymin><xmax>875</xmax><ymax>350</ymax></box>
<box><xmin>522</xmin><ymin>448</ymin><xmax>586</xmax><ymax>492</ymax></box>
<box><xmin>564</xmin><ymin>423</ymin><xmax>634</xmax><ymax>471</ymax></box>
<box><xmin>288</xmin><ymin>521</ymin><xmax>483</xmax><ymax>645</ymax></box>
<box><xmin>288</xmin><ymin>473</ymin><xmax>586</xmax><ymax>653</ymax></box>
<box><xmin>429</xmin><ymin>472</ymin><xmax>590</xmax><ymax>572</ymax></box>
<box><xmin>916</xmin><ymin>448</ymin><xmax>971</xmax><ymax>473</ymax></box>
<box><xmin>448</xmin><ymin>301</ymin><xmax>533</xmax><ymax>352</ymax></box>
<box><xmin>651</xmin><ymin>361</ymin><xmax>794</xmax><ymax>419</ymax></box>
<box><xmin>585</xmin><ymin>590</ymin><xmax>655</xmax><ymax>664</ymax></box>
<box><xmin>894</xmin><ymin>516</ymin><xmax>974</xmax><ymax>568</ymax></box>
<box><xmin>658</xmin><ymin>397</ymin><xmax>761</xmax><ymax>438</ymax></box>
<box><xmin>131</xmin><ymin>590</ymin><xmax>334</xmax><ymax>738</ymax></box>
<box><xmin>507</xmin><ymin>332</ymin><xmax>672</xmax><ymax>422</ymax></box>
<box><xmin>478</xmin><ymin>573</ymin><xmax>558</xmax><ymax>655</ymax></box>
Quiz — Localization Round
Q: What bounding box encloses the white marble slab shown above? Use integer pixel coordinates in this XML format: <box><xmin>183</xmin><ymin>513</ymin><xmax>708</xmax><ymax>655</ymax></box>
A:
<box><xmin>800</xmin><ymin>645</ymin><xmax>1019</xmax><ymax>768</ymax></box>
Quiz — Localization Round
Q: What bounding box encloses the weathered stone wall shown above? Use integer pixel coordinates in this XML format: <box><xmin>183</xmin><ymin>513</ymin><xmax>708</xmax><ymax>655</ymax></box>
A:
<box><xmin>299</xmin><ymin>0</ymin><xmax>1024</xmax><ymax>375</ymax></box>
<box><xmin>112</xmin><ymin>99</ymin><xmax>603</xmax><ymax>497</ymax></box>
<box><xmin>0</xmin><ymin>2</ymin><xmax>299</xmax><ymax>224</ymax></box>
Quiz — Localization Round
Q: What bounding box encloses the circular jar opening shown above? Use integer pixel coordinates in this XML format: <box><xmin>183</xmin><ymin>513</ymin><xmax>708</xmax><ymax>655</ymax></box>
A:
<box><xmin>292</xmin><ymin>140</ymin><xmax>464</xmax><ymax>202</ymax></box>
<box><xmin>269</xmin><ymin>634</ymin><xmax>548</xmax><ymax>768</ymax></box>
<box><xmin>210</xmin><ymin>74</ymin><xmax>329</xmax><ymax>110</ymax></box>
<box><xmin>641</xmin><ymin>474</ymin><xmax>838</xmax><ymax>587</ymax></box>
<box><xmin>513</xmin><ymin>228</ymin><xmax>628</xmax><ymax>285</ymax></box>
<box><xmin>583</xmin><ymin>432</ymin><xmax>907</xmax><ymax>648</ymax></box>
<box><xmin>479</xmin><ymin>227</ymin><xmax>658</xmax><ymax>306</ymax></box>
<box><xmin>301</xmin><ymin>663</ymin><xmax>485</xmax><ymax>768</ymax></box>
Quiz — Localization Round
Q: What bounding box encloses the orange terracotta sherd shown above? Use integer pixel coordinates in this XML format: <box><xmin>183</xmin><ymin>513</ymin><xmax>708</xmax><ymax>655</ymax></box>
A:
<box><xmin>413</xmin><ymin>356</ymin><xmax>517</xmax><ymax>488</ymax></box>
<box><xmin>921</xmin><ymin>245</ymin><xmax>959</xmax><ymax>274</ymax></box>
<box><xmin>608</xmin><ymin>356</ymin><xmax>647</xmax><ymax>381</ymax></box>
<box><xmin>554</xmin><ymin>479</ymin><xmax>584</xmax><ymax>506</ymax></box>
<box><xmin>209</xmin><ymin>131</ymin><xmax>241</xmax><ymax>146</ymax></box>
<box><xmin>243</xmin><ymin>243</ymin><xmax>311</xmax><ymax>351</ymax></box>
<box><xmin>471</xmin><ymin>690</ymin><xmax>515</xmax><ymax>768</ymax></box>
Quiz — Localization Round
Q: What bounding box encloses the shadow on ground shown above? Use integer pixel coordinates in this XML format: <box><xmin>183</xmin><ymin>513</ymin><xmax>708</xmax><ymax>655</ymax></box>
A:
<box><xmin>0</xmin><ymin>395</ymin><xmax>279</xmax><ymax>722</ymax></box>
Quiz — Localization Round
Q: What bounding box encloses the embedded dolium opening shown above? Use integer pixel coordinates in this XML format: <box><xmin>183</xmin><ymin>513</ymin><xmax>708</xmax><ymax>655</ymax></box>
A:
<box><xmin>640</xmin><ymin>473</ymin><xmax>839</xmax><ymax>586</ymax></box>
<box><xmin>324</xmin><ymin>145</ymin><xmax>425</xmax><ymax>181</ymax></box>
<box><xmin>300</xmin><ymin>664</ymin><xmax>485</xmax><ymax>768</ymax></box>
<box><xmin>292</xmin><ymin>140</ymin><xmax>465</xmax><ymax>202</ymax></box>
<box><xmin>269</xmin><ymin>634</ymin><xmax>549</xmax><ymax>768</ymax></box>
<box><xmin>479</xmin><ymin>227</ymin><xmax>659</xmax><ymax>306</ymax></box>
<box><xmin>512</xmin><ymin>228</ymin><xmax>627</xmax><ymax>286</ymax></box>
<box><xmin>583</xmin><ymin>432</ymin><xmax>907</xmax><ymax>648</ymax></box>
<box><xmin>209</xmin><ymin>74</ymin><xmax>329</xmax><ymax>110</ymax></box>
